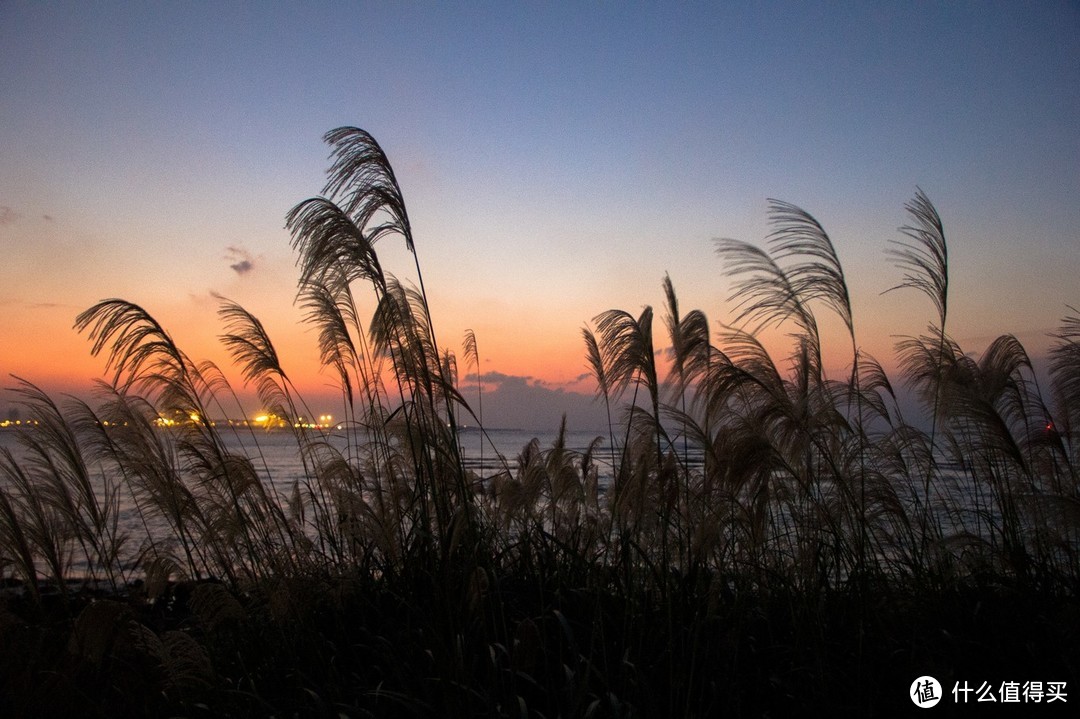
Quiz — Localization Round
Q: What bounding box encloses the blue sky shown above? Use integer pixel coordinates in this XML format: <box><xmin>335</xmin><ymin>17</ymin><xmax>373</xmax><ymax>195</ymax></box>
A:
<box><xmin>1</xmin><ymin>1</ymin><xmax>1078</xmax><ymax>429</ymax></box>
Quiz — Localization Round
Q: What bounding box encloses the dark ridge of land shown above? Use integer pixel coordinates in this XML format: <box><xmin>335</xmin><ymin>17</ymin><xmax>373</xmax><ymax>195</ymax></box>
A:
<box><xmin>1</xmin><ymin>573</ymin><xmax>1077</xmax><ymax>718</ymax></box>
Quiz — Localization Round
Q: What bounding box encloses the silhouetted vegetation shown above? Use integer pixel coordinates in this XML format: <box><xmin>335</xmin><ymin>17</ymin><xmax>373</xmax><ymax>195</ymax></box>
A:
<box><xmin>1</xmin><ymin>128</ymin><xmax>1077</xmax><ymax>716</ymax></box>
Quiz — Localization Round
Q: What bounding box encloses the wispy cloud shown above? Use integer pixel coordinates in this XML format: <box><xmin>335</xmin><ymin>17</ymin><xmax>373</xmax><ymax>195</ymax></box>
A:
<box><xmin>0</xmin><ymin>206</ymin><xmax>21</xmax><ymax>225</ymax></box>
<box><xmin>226</xmin><ymin>245</ymin><xmax>255</xmax><ymax>275</ymax></box>
<box><xmin>0</xmin><ymin>298</ymin><xmax>70</xmax><ymax>310</ymax></box>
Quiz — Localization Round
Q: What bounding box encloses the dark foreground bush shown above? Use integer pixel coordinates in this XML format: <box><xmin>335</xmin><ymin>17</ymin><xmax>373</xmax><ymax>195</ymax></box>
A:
<box><xmin>1</xmin><ymin>573</ymin><xmax>1077</xmax><ymax>717</ymax></box>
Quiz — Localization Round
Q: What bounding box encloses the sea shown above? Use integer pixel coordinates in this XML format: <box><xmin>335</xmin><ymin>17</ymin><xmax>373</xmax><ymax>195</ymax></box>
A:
<box><xmin>0</xmin><ymin>424</ymin><xmax>621</xmax><ymax>580</ymax></box>
<box><xmin>0</xmin><ymin>425</ymin><xmax>610</xmax><ymax>482</ymax></box>
<box><xmin>0</xmin><ymin>423</ymin><xmax>1022</xmax><ymax>581</ymax></box>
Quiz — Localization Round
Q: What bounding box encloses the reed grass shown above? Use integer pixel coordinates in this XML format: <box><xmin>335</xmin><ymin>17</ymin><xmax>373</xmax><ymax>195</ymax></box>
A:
<box><xmin>0</xmin><ymin>128</ymin><xmax>1077</xmax><ymax>716</ymax></box>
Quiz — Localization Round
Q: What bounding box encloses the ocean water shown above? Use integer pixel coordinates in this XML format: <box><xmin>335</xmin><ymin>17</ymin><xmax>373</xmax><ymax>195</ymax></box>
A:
<box><xmin>0</xmin><ymin>425</ymin><xmax>613</xmax><ymax>578</ymax></box>
<box><xmin>0</xmin><ymin>424</ymin><xmax>1026</xmax><ymax>581</ymax></box>
<box><xmin>209</xmin><ymin>425</ymin><xmax>615</xmax><ymax>486</ymax></box>
<box><xmin>0</xmin><ymin>425</ymin><xmax>609</xmax><ymax>483</ymax></box>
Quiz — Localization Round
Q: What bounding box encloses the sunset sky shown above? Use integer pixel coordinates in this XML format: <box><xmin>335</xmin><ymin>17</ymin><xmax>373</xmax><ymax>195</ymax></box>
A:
<box><xmin>2</xmin><ymin>2</ymin><xmax>1078</xmax><ymax>430</ymax></box>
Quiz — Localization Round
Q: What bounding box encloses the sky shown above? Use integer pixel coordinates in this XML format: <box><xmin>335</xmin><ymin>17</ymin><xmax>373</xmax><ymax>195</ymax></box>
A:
<box><xmin>1</xmin><ymin>1</ymin><xmax>1078</xmax><ymax>431</ymax></box>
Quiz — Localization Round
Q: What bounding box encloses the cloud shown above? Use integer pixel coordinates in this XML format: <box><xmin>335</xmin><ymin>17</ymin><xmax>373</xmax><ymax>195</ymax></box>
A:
<box><xmin>0</xmin><ymin>298</ymin><xmax>68</xmax><ymax>310</ymax></box>
<box><xmin>0</xmin><ymin>206</ymin><xmax>21</xmax><ymax>225</ymax></box>
<box><xmin>461</xmin><ymin>371</ymin><xmax>607</xmax><ymax>431</ymax></box>
<box><xmin>471</xmin><ymin>371</ymin><xmax>531</xmax><ymax>385</ymax></box>
<box><xmin>226</xmin><ymin>245</ymin><xmax>255</xmax><ymax>275</ymax></box>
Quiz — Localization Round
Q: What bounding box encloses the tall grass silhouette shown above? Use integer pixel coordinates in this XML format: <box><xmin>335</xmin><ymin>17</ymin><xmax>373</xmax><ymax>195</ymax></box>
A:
<box><xmin>0</xmin><ymin>128</ymin><xmax>1076</xmax><ymax>717</ymax></box>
